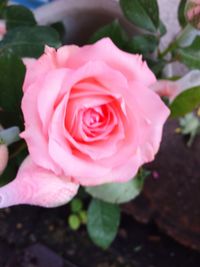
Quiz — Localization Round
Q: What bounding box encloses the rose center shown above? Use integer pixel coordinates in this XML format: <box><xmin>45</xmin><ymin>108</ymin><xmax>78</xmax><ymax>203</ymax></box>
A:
<box><xmin>83</xmin><ymin>107</ymin><xmax>104</xmax><ymax>128</ymax></box>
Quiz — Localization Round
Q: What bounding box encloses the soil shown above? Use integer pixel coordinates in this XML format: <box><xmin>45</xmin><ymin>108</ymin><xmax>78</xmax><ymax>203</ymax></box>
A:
<box><xmin>123</xmin><ymin>119</ymin><xmax>200</xmax><ymax>252</ymax></box>
<box><xmin>0</xmin><ymin>119</ymin><xmax>200</xmax><ymax>267</ymax></box>
<box><xmin>0</xmin><ymin>205</ymin><xmax>200</xmax><ymax>267</ymax></box>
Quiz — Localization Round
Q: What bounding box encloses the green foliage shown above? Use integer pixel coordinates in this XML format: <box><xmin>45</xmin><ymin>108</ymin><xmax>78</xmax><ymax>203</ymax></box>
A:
<box><xmin>127</xmin><ymin>34</ymin><xmax>158</xmax><ymax>54</ymax></box>
<box><xmin>0</xmin><ymin>126</ymin><xmax>20</xmax><ymax>145</ymax></box>
<box><xmin>86</xmin><ymin>169</ymin><xmax>148</xmax><ymax>204</ymax></box>
<box><xmin>70</xmin><ymin>198</ymin><xmax>83</xmax><ymax>213</ymax></box>
<box><xmin>0</xmin><ymin>142</ymin><xmax>28</xmax><ymax>187</ymax></box>
<box><xmin>89</xmin><ymin>19</ymin><xmax>159</xmax><ymax>56</ymax></box>
<box><xmin>68</xmin><ymin>197</ymin><xmax>87</xmax><ymax>229</ymax></box>
<box><xmin>170</xmin><ymin>86</ymin><xmax>200</xmax><ymax>118</ymax></box>
<box><xmin>0</xmin><ymin>0</ymin><xmax>7</xmax><ymax>15</ymax></box>
<box><xmin>50</xmin><ymin>22</ymin><xmax>65</xmax><ymax>40</ymax></box>
<box><xmin>158</xmin><ymin>20</ymin><xmax>167</xmax><ymax>37</ymax></box>
<box><xmin>120</xmin><ymin>0</ymin><xmax>159</xmax><ymax>33</ymax></box>
<box><xmin>176</xmin><ymin>36</ymin><xmax>200</xmax><ymax>69</ymax></box>
<box><xmin>178</xmin><ymin>0</ymin><xmax>187</xmax><ymax>28</ymax></box>
<box><xmin>0</xmin><ymin>158</ymin><xmax>16</xmax><ymax>186</ymax></box>
<box><xmin>0</xmin><ymin>53</ymin><xmax>25</xmax><ymax>115</ymax></box>
<box><xmin>0</xmin><ymin>26</ymin><xmax>61</xmax><ymax>58</ymax></box>
<box><xmin>87</xmin><ymin>199</ymin><xmax>120</xmax><ymax>249</ymax></box>
<box><xmin>79</xmin><ymin>210</ymin><xmax>87</xmax><ymax>224</ymax></box>
<box><xmin>68</xmin><ymin>214</ymin><xmax>81</xmax><ymax>231</ymax></box>
<box><xmin>3</xmin><ymin>5</ymin><xmax>36</xmax><ymax>30</ymax></box>
<box><xmin>146</xmin><ymin>58</ymin><xmax>166</xmax><ymax>77</ymax></box>
<box><xmin>179</xmin><ymin>113</ymin><xmax>200</xmax><ymax>146</ymax></box>
<box><xmin>0</xmin><ymin>111</ymin><xmax>22</xmax><ymax>129</ymax></box>
<box><xmin>89</xmin><ymin>20</ymin><xmax>128</xmax><ymax>49</ymax></box>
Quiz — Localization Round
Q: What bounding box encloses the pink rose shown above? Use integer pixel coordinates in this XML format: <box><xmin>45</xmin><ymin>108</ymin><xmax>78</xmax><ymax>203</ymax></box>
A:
<box><xmin>0</xmin><ymin>20</ymin><xmax>6</xmax><ymax>40</ymax></box>
<box><xmin>0</xmin><ymin>38</ymin><xmax>169</xmax><ymax>208</ymax></box>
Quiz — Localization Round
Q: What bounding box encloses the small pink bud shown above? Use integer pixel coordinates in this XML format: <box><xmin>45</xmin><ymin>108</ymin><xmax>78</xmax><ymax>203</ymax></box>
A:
<box><xmin>185</xmin><ymin>0</ymin><xmax>200</xmax><ymax>30</ymax></box>
<box><xmin>152</xmin><ymin>170</ymin><xmax>160</xmax><ymax>179</ymax></box>
<box><xmin>0</xmin><ymin>143</ymin><xmax>8</xmax><ymax>175</ymax></box>
<box><xmin>0</xmin><ymin>20</ymin><xmax>6</xmax><ymax>40</ymax></box>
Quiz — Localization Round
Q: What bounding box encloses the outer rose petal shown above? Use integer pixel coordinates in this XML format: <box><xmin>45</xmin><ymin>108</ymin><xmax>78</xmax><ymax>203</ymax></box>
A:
<box><xmin>0</xmin><ymin>157</ymin><xmax>79</xmax><ymax>208</ymax></box>
<box><xmin>23</xmin><ymin>45</ymin><xmax>79</xmax><ymax>91</ymax></box>
<box><xmin>67</xmin><ymin>38</ymin><xmax>156</xmax><ymax>86</ymax></box>
<box><xmin>21</xmin><ymin>70</ymin><xmax>70</xmax><ymax>174</ymax></box>
<box><xmin>22</xmin><ymin>57</ymin><xmax>36</xmax><ymax>70</ymax></box>
<box><xmin>129</xmin><ymin>81</ymin><xmax>170</xmax><ymax>159</ymax></box>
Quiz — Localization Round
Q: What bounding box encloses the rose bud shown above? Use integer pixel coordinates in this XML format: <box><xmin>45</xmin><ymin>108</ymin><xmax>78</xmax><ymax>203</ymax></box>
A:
<box><xmin>0</xmin><ymin>142</ymin><xmax>8</xmax><ymax>175</ymax></box>
<box><xmin>185</xmin><ymin>0</ymin><xmax>200</xmax><ymax>30</ymax></box>
<box><xmin>0</xmin><ymin>20</ymin><xmax>6</xmax><ymax>40</ymax></box>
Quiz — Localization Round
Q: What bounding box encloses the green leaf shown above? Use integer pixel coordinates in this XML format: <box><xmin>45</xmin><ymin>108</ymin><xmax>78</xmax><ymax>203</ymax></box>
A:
<box><xmin>0</xmin><ymin>26</ymin><xmax>61</xmax><ymax>58</ymax></box>
<box><xmin>176</xmin><ymin>36</ymin><xmax>200</xmax><ymax>69</ymax></box>
<box><xmin>70</xmin><ymin>198</ymin><xmax>83</xmax><ymax>213</ymax></box>
<box><xmin>89</xmin><ymin>20</ymin><xmax>128</xmax><ymax>49</ymax></box>
<box><xmin>87</xmin><ymin>199</ymin><xmax>120</xmax><ymax>249</ymax></box>
<box><xmin>50</xmin><ymin>22</ymin><xmax>65</xmax><ymax>40</ymax></box>
<box><xmin>158</xmin><ymin>20</ymin><xmax>167</xmax><ymax>37</ymax></box>
<box><xmin>0</xmin><ymin>110</ymin><xmax>21</xmax><ymax>129</ymax></box>
<box><xmin>126</xmin><ymin>34</ymin><xmax>158</xmax><ymax>54</ymax></box>
<box><xmin>178</xmin><ymin>0</ymin><xmax>187</xmax><ymax>28</ymax></box>
<box><xmin>3</xmin><ymin>5</ymin><xmax>36</xmax><ymax>30</ymax></box>
<box><xmin>0</xmin><ymin>158</ymin><xmax>16</xmax><ymax>186</ymax></box>
<box><xmin>86</xmin><ymin>171</ymin><xmax>146</xmax><ymax>204</ymax></box>
<box><xmin>179</xmin><ymin>113</ymin><xmax>200</xmax><ymax>146</ymax></box>
<box><xmin>120</xmin><ymin>0</ymin><xmax>159</xmax><ymax>33</ymax></box>
<box><xmin>0</xmin><ymin>54</ymin><xmax>25</xmax><ymax>114</ymax></box>
<box><xmin>170</xmin><ymin>86</ymin><xmax>200</xmax><ymax>118</ymax></box>
<box><xmin>180</xmin><ymin>113</ymin><xmax>200</xmax><ymax>135</ymax></box>
<box><xmin>176</xmin><ymin>24</ymin><xmax>200</xmax><ymax>48</ymax></box>
<box><xmin>79</xmin><ymin>210</ymin><xmax>87</xmax><ymax>224</ymax></box>
<box><xmin>0</xmin><ymin>0</ymin><xmax>7</xmax><ymax>16</ymax></box>
<box><xmin>146</xmin><ymin>57</ymin><xmax>166</xmax><ymax>77</ymax></box>
<box><xmin>68</xmin><ymin>214</ymin><xmax>81</xmax><ymax>231</ymax></box>
<box><xmin>0</xmin><ymin>126</ymin><xmax>20</xmax><ymax>145</ymax></box>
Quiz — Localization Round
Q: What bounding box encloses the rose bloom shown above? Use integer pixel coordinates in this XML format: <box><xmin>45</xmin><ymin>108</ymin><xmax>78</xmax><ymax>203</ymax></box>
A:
<box><xmin>0</xmin><ymin>38</ymin><xmax>169</xmax><ymax>208</ymax></box>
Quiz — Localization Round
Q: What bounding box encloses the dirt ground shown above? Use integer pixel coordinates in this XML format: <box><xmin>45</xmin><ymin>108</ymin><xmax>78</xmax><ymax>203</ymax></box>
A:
<box><xmin>0</xmin><ymin>205</ymin><xmax>200</xmax><ymax>267</ymax></box>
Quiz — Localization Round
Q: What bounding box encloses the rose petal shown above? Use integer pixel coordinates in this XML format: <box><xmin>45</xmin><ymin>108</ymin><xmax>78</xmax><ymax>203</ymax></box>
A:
<box><xmin>23</xmin><ymin>45</ymin><xmax>79</xmax><ymax>92</ymax></box>
<box><xmin>21</xmin><ymin>77</ymin><xmax>61</xmax><ymax>174</ymax></box>
<box><xmin>37</xmin><ymin>69</ymin><xmax>71</xmax><ymax>132</ymax></box>
<box><xmin>22</xmin><ymin>57</ymin><xmax>36</xmax><ymax>70</ymax></box>
<box><xmin>0</xmin><ymin>157</ymin><xmax>79</xmax><ymax>208</ymax></box>
<box><xmin>67</xmin><ymin>38</ymin><xmax>156</xmax><ymax>86</ymax></box>
<box><xmin>129</xmin><ymin>81</ymin><xmax>170</xmax><ymax>160</ymax></box>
